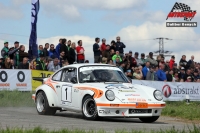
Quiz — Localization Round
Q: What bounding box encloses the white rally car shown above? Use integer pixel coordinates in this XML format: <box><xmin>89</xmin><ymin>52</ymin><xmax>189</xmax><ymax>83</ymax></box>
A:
<box><xmin>32</xmin><ymin>64</ymin><xmax>166</xmax><ymax>123</ymax></box>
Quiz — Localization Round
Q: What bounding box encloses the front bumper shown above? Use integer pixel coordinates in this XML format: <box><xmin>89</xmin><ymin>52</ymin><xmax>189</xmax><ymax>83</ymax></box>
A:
<box><xmin>96</xmin><ymin>103</ymin><xmax>165</xmax><ymax>117</ymax></box>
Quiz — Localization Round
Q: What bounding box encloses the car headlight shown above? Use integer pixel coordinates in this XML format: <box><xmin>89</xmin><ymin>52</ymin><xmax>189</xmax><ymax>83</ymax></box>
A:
<box><xmin>154</xmin><ymin>90</ymin><xmax>163</xmax><ymax>101</ymax></box>
<box><xmin>105</xmin><ymin>90</ymin><xmax>115</xmax><ymax>101</ymax></box>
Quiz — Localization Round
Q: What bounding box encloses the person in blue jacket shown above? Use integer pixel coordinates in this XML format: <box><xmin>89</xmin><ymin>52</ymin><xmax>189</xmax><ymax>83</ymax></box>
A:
<box><xmin>156</xmin><ymin>64</ymin><xmax>167</xmax><ymax>81</ymax></box>
<box><xmin>142</xmin><ymin>61</ymin><xmax>150</xmax><ymax>79</ymax></box>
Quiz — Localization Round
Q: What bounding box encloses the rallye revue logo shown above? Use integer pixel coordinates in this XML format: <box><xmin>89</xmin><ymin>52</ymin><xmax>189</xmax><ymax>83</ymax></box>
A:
<box><xmin>166</xmin><ymin>2</ymin><xmax>196</xmax><ymax>21</ymax></box>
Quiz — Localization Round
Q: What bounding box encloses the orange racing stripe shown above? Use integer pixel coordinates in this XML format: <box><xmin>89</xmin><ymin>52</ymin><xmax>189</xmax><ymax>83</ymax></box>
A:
<box><xmin>75</xmin><ymin>87</ymin><xmax>104</xmax><ymax>98</ymax></box>
<box><xmin>44</xmin><ymin>78</ymin><xmax>58</xmax><ymax>93</ymax></box>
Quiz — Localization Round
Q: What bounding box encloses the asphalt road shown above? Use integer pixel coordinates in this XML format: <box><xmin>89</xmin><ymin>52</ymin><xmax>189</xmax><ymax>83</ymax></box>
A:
<box><xmin>0</xmin><ymin>107</ymin><xmax>197</xmax><ymax>132</ymax></box>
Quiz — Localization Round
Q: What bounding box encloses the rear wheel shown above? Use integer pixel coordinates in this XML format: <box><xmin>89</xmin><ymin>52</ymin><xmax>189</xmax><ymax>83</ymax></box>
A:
<box><xmin>36</xmin><ymin>91</ymin><xmax>56</xmax><ymax>115</ymax></box>
<box><xmin>139</xmin><ymin>116</ymin><xmax>159</xmax><ymax>123</ymax></box>
<box><xmin>82</xmin><ymin>95</ymin><xmax>99</xmax><ymax>120</ymax></box>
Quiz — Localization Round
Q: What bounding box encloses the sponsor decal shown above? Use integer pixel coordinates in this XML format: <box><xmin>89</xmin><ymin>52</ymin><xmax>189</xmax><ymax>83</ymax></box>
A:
<box><xmin>173</xmin><ymin>86</ymin><xmax>199</xmax><ymax>95</ymax></box>
<box><xmin>0</xmin><ymin>83</ymin><xmax>10</xmax><ymax>87</ymax></box>
<box><xmin>74</xmin><ymin>88</ymin><xmax>79</xmax><ymax>92</ymax></box>
<box><xmin>105</xmin><ymin>85</ymin><xmax>130</xmax><ymax>89</ymax></box>
<box><xmin>16</xmin><ymin>83</ymin><xmax>27</xmax><ymax>87</ymax></box>
<box><xmin>128</xmin><ymin>98</ymin><xmax>146</xmax><ymax>102</ymax></box>
<box><xmin>162</xmin><ymin>85</ymin><xmax>172</xmax><ymax>98</ymax></box>
<box><xmin>0</xmin><ymin>71</ymin><xmax>8</xmax><ymax>82</ymax></box>
<box><xmin>99</xmin><ymin>110</ymin><xmax>111</xmax><ymax>114</ymax></box>
<box><xmin>162</xmin><ymin>85</ymin><xmax>199</xmax><ymax>98</ymax></box>
<box><xmin>125</xmin><ymin>94</ymin><xmax>140</xmax><ymax>96</ymax></box>
<box><xmin>166</xmin><ymin>2</ymin><xmax>197</xmax><ymax>27</ymax></box>
<box><xmin>119</xmin><ymin>90</ymin><xmax>135</xmax><ymax>92</ymax></box>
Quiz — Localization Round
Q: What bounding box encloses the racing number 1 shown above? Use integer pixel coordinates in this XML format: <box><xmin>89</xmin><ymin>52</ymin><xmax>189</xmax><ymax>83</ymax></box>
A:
<box><xmin>65</xmin><ymin>88</ymin><xmax>67</xmax><ymax>100</ymax></box>
<box><xmin>61</xmin><ymin>86</ymin><xmax>72</xmax><ymax>102</ymax></box>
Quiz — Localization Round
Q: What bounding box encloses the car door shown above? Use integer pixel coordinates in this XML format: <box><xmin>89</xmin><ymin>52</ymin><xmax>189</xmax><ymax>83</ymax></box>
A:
<box><xmin>59</xmin><ymin>67</ymin><xmax>77</xmax><ymax>108</ymax></box>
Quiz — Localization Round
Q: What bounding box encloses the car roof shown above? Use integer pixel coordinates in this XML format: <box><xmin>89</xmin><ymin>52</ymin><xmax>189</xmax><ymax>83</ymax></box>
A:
<box><xmin>62</xmin><ymin>63</ymin><xmax>116</xmax><ymax>68</ymax></box>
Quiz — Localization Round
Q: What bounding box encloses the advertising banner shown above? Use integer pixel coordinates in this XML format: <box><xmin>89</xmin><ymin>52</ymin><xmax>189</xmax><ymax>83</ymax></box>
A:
<box><xmin>132</xmin><ymin>80</ymin><xmax>200</xmax><ymax>101</ymax></box>
<box><xmin>0</xmin><ymin>70</ymin><xmax>32</xmax><ymax>91</ymax></box>
<box><xmin>31</xmin><ymin>70</ymin><xmax>54</xmax><ymax>91</ymax></box>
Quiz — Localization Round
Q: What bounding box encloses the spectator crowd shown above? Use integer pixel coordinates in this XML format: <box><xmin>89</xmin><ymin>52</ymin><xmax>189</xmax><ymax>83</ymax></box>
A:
<box><xmin>1</xmin><ymin>36</ymin><xmax>200</xmax><ymax>83</ymax></box>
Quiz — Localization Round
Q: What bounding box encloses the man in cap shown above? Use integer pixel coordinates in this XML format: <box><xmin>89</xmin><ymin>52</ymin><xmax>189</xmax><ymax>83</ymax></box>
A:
<box><xmin>36</xmin><ymin>53</ymin><xmax>47</xmax><ymax>70</ymax></box>
<box><xmin>193</xmin><ymin>69</ymin><xmax>200</xmax><ymax>82</ymax></box>
<box><xmin>186</xmin><ymin>76</ymin><xmax>192</xmax><ymax>82</ymax></box>
<box><xmin>173</xmin><ymin>63</ymin><xmax>178</xmax><ymax>73</ymax></box>
<box><xmin>146</xmin><ymin>65</ymin><xmax>158</xmax><ymax>81</ymax></box>
<box><xmin>8</xmin><ymin>41</ymin><xmax>20</xmax><ymax>68</ymax></box>
<box><xmin>178</xmin><ymin>67</ymin><xmax>185</xmax><ymax>79</ymax></box>
<box><xmin>146</xmin><ymin>52</ymin><xmax>158</xmax><ymax>66</ymax></box>
<box><xmin>1</xmin><ymin>41</ymin><xmax>9</xmax><ymax>59</ymax></box>
<box><xmin>183</xmin><ymin>68</ymin><xmax>193</xmax><ymax>82</ymax></box>
<box><xmin>140</xmin><ymin>53</ymin><xmax>146</xmax><ymax>67</ymax></box>
<box><xmin>134</xmin><ymin>52</ymin><xmax>143</xmax><ymax>66</ymax></box>
<box><xmin>128</xmin><ymin>51</ymin><xmax>137</xmax><ymax>67</ymax></box>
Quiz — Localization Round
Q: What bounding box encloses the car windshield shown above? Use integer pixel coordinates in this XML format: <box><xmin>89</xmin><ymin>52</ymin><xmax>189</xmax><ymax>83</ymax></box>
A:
<box><xmin>79</xmin><ymin>66</ymin><xmax>129</xmax><ymax>83</ymax></box>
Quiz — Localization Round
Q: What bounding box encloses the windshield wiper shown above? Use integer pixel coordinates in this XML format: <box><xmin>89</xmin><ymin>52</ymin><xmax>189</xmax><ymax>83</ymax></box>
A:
<box><xmin>81</xmin><ymin>80</ymin><xmax>101</xmax><ymax>83</ymax></box>
<box><xmin>104</xmin><ymin>81</ymin><xmax>123</xmax><ymax>84</ymax></box>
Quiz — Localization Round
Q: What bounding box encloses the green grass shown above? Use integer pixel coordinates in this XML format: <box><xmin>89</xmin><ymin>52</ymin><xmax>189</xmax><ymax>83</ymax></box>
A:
<box><xmin>0</xmin><ymin>91</ymin><xmax>200</xmax><ymax>121</ymax></box>
<box><xmin>0</xmin><ymin>126</ymin><xmax>200</xmax><ymax>133</ymax></box>
<box><xmin>162</xmin><ymin>101</ymin><xmax>200</xmax><ymax>120</ymax></box>
<box><xmin>0</xmin><ymin>90</ymin><xmax>34</xmax><ymax>107</ymax></box>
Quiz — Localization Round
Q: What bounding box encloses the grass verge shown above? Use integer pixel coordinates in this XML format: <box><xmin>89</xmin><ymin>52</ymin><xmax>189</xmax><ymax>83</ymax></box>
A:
<box><xmin>0</xmin><ymin>126</ymin><xmax>200</xmax><ymax>133</ymax></box>
<box><xmin>161</xmin><ymin>101</ymin><xmax>200</xmax><ymax>121</ymax></box>
<box><xmin>0</xmin><ymin>90</ymin><xmax>34</xmax><ymax>107</ymax></box>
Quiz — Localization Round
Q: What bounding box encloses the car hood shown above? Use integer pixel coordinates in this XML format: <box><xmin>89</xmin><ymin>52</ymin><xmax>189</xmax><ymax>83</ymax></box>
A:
<box><xmin>83</xmin><ymin>83</ymin><xmax>159</xmax><ymax>103</ymax></box>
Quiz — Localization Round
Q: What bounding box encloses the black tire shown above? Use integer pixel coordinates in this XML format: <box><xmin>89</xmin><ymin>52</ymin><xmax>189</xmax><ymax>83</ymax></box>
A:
<box><xmin>139</xmin><ymin>116</ymin><xmax>160</xmax><ymax>123</ymax></box>
<box><xmin>82</xmin><ymin>95</ymin><xmax>99</xmax><ymax>120</ymax></box>
<box><xmin>36</xmin><ymin>91</ymin><xmax>56</xmax><ymax>115</ymax></box>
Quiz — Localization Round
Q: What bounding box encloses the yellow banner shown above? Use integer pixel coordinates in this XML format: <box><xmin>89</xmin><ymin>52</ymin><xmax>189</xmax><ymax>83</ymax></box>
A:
<box><xmin>31</xmin><ymin>70</ymin><xmax>54</xmax><ymax>91</ymax></box>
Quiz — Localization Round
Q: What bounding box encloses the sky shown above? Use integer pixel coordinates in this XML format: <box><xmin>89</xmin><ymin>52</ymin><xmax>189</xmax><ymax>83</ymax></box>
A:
<box><xmin>0</xmin><ymin>0</ymin><xmax>200</xmax><ymax>63</ymax></box>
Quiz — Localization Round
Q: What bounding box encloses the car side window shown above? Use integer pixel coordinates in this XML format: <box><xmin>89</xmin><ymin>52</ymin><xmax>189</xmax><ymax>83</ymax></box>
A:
<box><xmin>61</xmin><ymin>68</ymin><xmax>77</xmax><ymax>82</ymax></box>
<box><xmin>52</xmin><ymin>70</ymin><xmax>62</xmax><ymax>81</ymax></box>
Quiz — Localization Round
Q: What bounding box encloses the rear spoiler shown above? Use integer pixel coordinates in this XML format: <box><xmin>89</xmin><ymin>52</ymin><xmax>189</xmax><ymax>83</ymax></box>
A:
<box><xmin>32</xmin><ymin>77</ymin><xmax>49</xmax><ymax>83</ymax></box>
<box><xmin>32</xmin><ymin>77</ymin><xmax>45</xmax><ymax>82</ymax></box>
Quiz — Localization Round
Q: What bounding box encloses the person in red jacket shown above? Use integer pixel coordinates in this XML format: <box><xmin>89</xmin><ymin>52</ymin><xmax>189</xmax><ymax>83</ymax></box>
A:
<box><xmin>100</xmin><ymin>38</ymin><xmax>106</xmax><ymax>52</ymax></box>
<box><xmin>169</xmin><ymin>56</ymin><xmax>175</xmax><ymax>70</ymax></box>
<box><xmin>76</xmin><ymin>40</ymin><xmax>85</xmax><ymax>63</ymax></box>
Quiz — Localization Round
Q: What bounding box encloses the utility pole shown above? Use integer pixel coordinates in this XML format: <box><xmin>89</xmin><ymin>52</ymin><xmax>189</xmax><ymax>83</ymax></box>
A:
<box><xmin>153</xmin><ymin>37</ymin><xmax>173</xmax><ymax>57</ymax></box>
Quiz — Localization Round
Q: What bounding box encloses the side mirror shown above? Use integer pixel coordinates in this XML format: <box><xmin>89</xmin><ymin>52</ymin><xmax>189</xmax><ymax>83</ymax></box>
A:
<box><xmin>70</xmin><ymin>77</ymin><xmax>77</xmax><ymax>84</ymax></box>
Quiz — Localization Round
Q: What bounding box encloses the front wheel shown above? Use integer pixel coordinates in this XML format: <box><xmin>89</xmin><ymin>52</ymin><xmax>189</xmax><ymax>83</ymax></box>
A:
<box><xmin>82</xmin><ymin>96</ymin><xmax>99</xmax><ymax>120</ymax></box>
<box><xmin>36</xmin><ymin>91</ymin><xmax>56</xmax><ymax>115</ymax></box>
<box><xmin>139</xmin><ymin>116</ymin><xmax>160</xmax><ymax>123</ymax></box>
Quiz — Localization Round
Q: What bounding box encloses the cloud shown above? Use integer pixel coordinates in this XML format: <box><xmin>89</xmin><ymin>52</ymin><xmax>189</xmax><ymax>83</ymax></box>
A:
<box><xmin>40</xmin><ymin>1</ymin><xmax>81</xmax><ymax>21</ymax></box>
<box><xmin>73</xmin><ymin>0</ymin><xmax>147</xmax><ymax>10</ymax></box>
<box><xmin>103</xmin><ymin>10</ymin><xmax>166</xmax><ymax>25</ymax></box>
<box><xmin>114</xmin><ymin>21</ymin><xmax>200</xmax><ymax>63</ymax></box>
<box><xmin>1</xmin><ymin>0</ymin><xmax>147</xmax><ymax>22</ymax></box>
<box><xmin>39</xmin><ymin>0</ymin><xmax>147</xmax><ymax>21</ymax></box>
<box><xmin>0</xmin><ymin>3</ymin><xmax>23</xmax><ymax>19</ymax></box>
